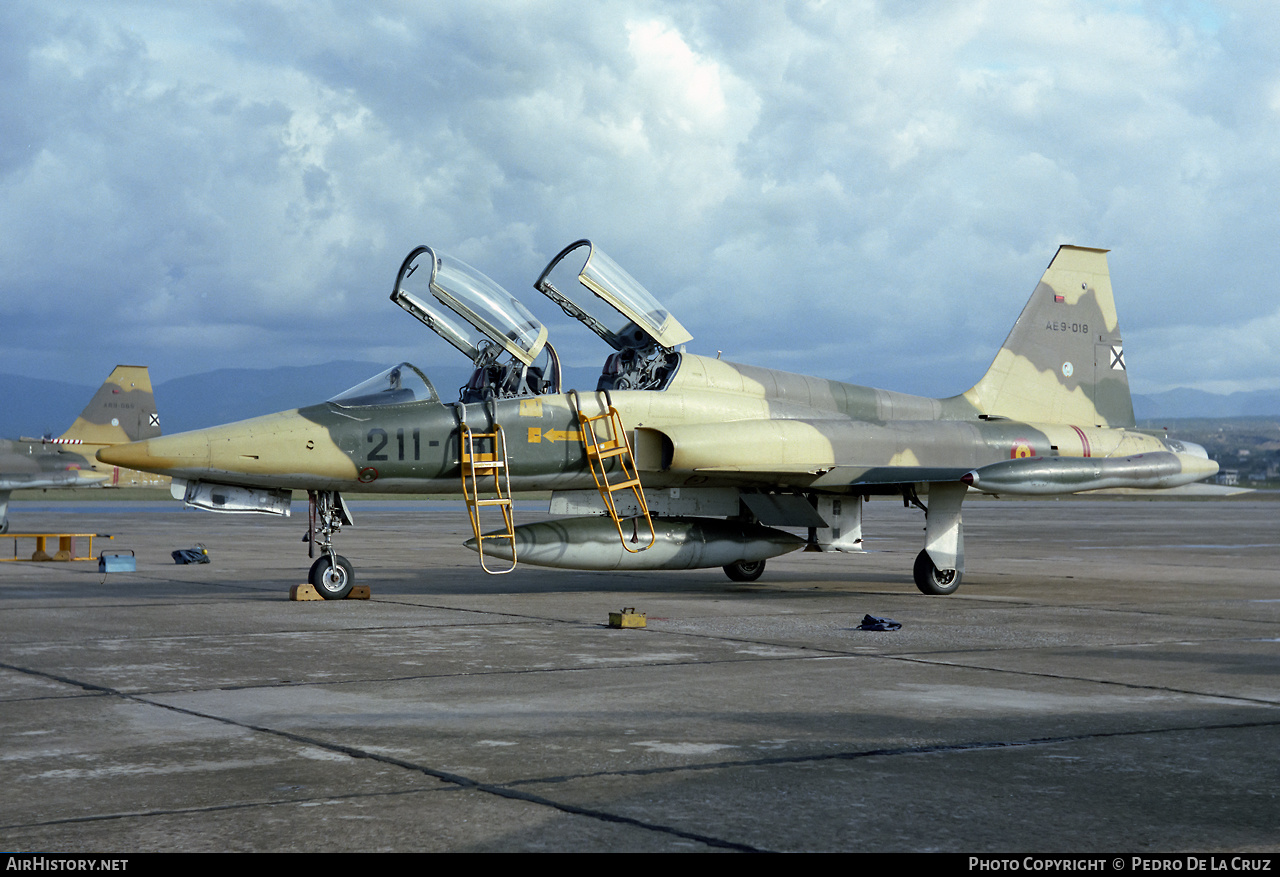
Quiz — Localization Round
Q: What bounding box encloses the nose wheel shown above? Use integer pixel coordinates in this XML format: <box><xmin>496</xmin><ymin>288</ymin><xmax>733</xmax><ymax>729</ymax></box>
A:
<box><xmin>309</xmin><ymin>554</ymin><xmax>354</xmax><ymax>600</ymax></box>
<box><xmin>305</xmin><ymin>490</ymin><xmax>356</xmax><ymax>599</ymax></box>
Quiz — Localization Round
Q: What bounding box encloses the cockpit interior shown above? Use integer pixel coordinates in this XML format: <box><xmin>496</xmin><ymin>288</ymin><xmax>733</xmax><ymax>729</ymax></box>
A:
<box><xmin>381</xmin><ymin>239</ymin><xmax>692</xmax><ymax>404</ymax></box>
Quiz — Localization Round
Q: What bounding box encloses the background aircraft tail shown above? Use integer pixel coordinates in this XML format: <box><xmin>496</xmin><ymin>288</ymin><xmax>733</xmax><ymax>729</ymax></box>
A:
<box><xmin>57</xmin><ymin>365</ymin><xmax>162</xmax><ymax>446</ymax></box>
<box><xmin>961</xmin><ymin>246</ymin><xmax>1136</xmax><ymax>428</ymax></box>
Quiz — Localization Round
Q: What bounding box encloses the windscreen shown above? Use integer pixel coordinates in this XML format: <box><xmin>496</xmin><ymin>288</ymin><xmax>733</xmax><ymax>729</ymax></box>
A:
<box><xmin>328</xmin><ymin>363</ymin><xmax>439</xmax><ymax>408</ymax></box>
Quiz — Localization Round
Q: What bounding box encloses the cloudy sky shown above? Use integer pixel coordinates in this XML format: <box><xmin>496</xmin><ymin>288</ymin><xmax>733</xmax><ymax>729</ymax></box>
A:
<box><xmin>2</xmin><ymin>0</ymin><xmax>1277</xmax><ymax>402</ymax></box>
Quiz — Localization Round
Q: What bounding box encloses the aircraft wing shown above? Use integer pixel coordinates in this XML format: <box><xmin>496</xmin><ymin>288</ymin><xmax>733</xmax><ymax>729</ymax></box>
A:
<box><xmin>690</xmin><ymin>464</ymin><xmax>975</xmax><ymax>488</ymax></box>
<box><xmin>687</xmin><ymin>455</ymin><xmax>1219</xmax><ymax>494</ymax></box>
<box><xmin>0</xmin><ymin>471</ymin><xmax>110</xmax><ymax>490</ymax></box>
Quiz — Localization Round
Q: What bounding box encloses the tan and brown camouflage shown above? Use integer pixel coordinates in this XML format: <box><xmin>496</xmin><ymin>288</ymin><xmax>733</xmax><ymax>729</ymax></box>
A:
<box><xmin>98</xmin><ymin>245</ymin><xmax>1218</xmax><ymax>596</ymax></box>
<box><xmin>1</xmin><ymin>365</ymin><xmax>164</xmax><ymax>533</ymax></box>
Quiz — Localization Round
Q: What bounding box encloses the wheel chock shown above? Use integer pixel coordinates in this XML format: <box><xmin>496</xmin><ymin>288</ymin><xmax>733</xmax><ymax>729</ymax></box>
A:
<box><xmin>290</xmin><ymin>583</ymin><xmax>371</xmax><ymax>601</ymax></box>
<box><xmin>608</xmin><ymin>607</ymin><xmax>646</xmax><ymax>629</ymax></box>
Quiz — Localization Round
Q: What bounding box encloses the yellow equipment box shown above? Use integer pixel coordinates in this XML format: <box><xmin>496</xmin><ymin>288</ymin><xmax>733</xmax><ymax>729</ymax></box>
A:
<box><xmin>609</xmin><ymin>607</ymin><xmax>646</xmax><ymax>628</ymax></box>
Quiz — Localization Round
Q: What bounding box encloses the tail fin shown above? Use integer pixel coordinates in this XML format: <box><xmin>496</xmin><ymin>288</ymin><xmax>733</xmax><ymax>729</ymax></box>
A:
<box><xmin>962</xmin><ymin>246</ymin><xmax>1135</xmax><ymax>428</ymax></box>
<box><xmin>58</xmin><ymin>365</ymin><xmax>162</xmax><ymax>445</ymax></box>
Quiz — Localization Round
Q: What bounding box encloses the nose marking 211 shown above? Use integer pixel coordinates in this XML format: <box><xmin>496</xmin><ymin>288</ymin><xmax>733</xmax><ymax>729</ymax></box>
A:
<box><xmin>366</xmin><ymin>428</ymin><xmax>421</xmax><ymax>461</ymax></box>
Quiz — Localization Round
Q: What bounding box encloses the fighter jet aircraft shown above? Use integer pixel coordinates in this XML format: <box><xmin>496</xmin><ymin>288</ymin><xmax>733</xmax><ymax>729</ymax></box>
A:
<box><xmin>97</xmin><ymin>242</ymin><xmax>1218</xmax><ymax>597</ymax></box>
<box><xmin>1</xmin><ymin>365</ymin><xmax>163</xmax><ymax>532</ymax></box>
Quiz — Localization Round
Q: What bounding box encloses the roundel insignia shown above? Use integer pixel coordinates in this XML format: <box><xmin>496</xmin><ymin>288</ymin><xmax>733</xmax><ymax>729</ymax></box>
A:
<box><xmin>1011</xmin><ymin>440</ymin><xmax>1035</xmax><ymax>459</ymax></box>
<box><xmin>1061</xmin><ymin>362</ymin><xmax>1073</xmax><ymax>377</ymax></box>
<box><xmin>111</xmin><ymin>418</ymin><xmax>120</xmax><ymax>427</ymax></box>
<box><xmin>358</xmin><ymin>467</ymin><xmax>379</xmax><ymax>483</ymax></box>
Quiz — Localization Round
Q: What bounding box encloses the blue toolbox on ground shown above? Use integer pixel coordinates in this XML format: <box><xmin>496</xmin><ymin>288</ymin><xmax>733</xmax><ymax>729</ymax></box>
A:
<box><xmin>98</xmin><ymin>550</ymin><xmax>136</xmax><ymax>574</ymax></box>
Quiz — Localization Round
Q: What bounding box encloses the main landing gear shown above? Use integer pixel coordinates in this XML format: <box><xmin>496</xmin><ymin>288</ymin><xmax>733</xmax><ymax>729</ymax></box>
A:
<box><xmin>904</xmin><ymin>482</ymin><xmax>966</xmax><ymax>596</ymax></box>
<box><xmin>912</xmin><ymin>549</ymin><xmax>960</xmax><ymax>596</ymax></box>
<box><xmin>306</xmin><ymin>490</ymin><xmax>355</xmax><ymax>600</ymax></box>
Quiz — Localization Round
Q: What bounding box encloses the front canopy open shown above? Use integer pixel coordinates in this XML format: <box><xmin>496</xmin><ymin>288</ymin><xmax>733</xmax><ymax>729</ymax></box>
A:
<box><xmin>535</xmin><ymin>239</ymin><xmax>692</xmax><ymax>353</ymax></box>
<box><xmin>390</xmin><ymin>246</ymin><xmax>561</xmax><ymax>402</ymax></box>
<box><xmin>392</xmin><ymin>245</ymin><xmax>548</xmax><ymax>367</ymax></box>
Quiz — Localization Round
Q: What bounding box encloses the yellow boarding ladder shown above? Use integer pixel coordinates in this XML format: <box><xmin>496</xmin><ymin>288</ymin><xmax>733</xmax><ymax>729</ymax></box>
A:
<box><xmin>572</xmin><ymin>391</ymin><xmax>655</xmax><ymax>552</ymax></box>
<box><xmin>459</xmin><ymin>420</ymin><xmax>517</xmax><ymax>574</ymax></box>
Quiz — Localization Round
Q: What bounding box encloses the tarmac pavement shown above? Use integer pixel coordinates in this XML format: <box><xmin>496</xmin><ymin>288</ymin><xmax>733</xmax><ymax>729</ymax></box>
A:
<box><xmin>0</xmin><ymin>496</ymin><xmax>1276</xmax><ymax>852</ymax></box>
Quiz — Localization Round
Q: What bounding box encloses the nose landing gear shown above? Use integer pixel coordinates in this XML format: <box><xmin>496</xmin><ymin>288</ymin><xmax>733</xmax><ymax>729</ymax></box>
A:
<box><xmin>306</xmin><ymin>490</ymin><xmax>355</xmax><ymax>600</ymax></box>
<box><xmin>309</xmin><ymin>552</ymin><xmax>355</xmax><ymax>599</ymax></box>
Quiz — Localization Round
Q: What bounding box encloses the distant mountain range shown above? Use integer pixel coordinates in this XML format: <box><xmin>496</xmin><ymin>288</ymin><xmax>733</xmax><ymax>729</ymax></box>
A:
<box><xmin>1</xmin><ymin>362</ymin><xmax>598</xmax><ymax>437</ymax></box>
<box><xmin>1129</xmin><ymin>387</ymin><xmax>1280</xmax><ymax>421</ymax></box>
<box><xmin>2</xmin><ymin>363</ymin><xmax>1277</xmax><ymax>439</ymax></box>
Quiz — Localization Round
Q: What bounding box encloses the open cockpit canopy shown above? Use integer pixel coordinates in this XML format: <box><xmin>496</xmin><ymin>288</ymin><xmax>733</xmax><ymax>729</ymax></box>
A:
<box><xmin>391</xmin><ymin>245</ymin><xmax>560</xmax><ymax>402</ymax></box>
<box><xmin>328</xmin><ymin>363</ymin><xmax>439</xmax><ymax>408</ymax></box>
<box><xmin>536</xmin><ymin>240</ymin><xmax>692</xmax><ymax>354</ymax></box>
<box><xmin>392</xmin><ymin>246</ymin><xmax>548</xmax><ymax>367</ymax></box>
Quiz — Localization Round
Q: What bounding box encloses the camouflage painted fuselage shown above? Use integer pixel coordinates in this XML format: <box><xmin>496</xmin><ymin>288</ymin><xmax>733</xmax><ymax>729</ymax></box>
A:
<box><xmin>95</xmin><ymin>246</ymin><xmax>1218</xmax><ymax>592</ymax></box>
<box><xmin>95</xmin><ymin>347</ymin><xmax>1211</xmax><ymax>497</ymax></box>
<box><xmin>100</xmin><ymin>245</ymin><xmax>1216</xmax><ymax>497</ymax></box>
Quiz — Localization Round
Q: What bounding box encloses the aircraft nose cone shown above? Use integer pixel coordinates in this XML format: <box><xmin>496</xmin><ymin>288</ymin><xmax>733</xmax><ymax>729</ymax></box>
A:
<box><xmin>97</xmin><ymin>433</ymin><xmax>210</xmax><ymax>474</ymax></box>
<box><xmin>97</xmin><ymin>440</ymin><xmax>151</xmax><ymax>469</ymax></box>
<box><xmin>98</xmin><ymin>410</ymin><xmax>359</xmax><ymax>487</ymax></box>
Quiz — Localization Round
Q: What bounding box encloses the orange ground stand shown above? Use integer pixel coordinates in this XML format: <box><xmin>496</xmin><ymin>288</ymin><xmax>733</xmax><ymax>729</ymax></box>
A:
<box><xmin>1</xmin><ymin>533</ymin><xmax>112</xmax><ymax>562</ymax></box>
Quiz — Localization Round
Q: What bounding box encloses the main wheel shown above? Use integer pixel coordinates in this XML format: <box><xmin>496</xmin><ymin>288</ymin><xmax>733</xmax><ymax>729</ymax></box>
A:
<box><xmin>309</xmin><ymin>554</ymin><xmax>355</xmax><ymax>600</ymax></box>
<box><xmin>913</xmin><ymin>550</ymin><xmax>960</xmax><ymax>596</ymax></box>
<box><xmin>723</xmin><ymin>559</ymin><xmax>766</xmax><ymax>582</ymax></box>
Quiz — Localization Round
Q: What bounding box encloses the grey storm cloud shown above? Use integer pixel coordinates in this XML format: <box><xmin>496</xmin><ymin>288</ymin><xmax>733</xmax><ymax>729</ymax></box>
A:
<box><xmin>1</xmin><ymin>0</ymin><xmax>1277</xmax><ymax>397</ymax></box>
